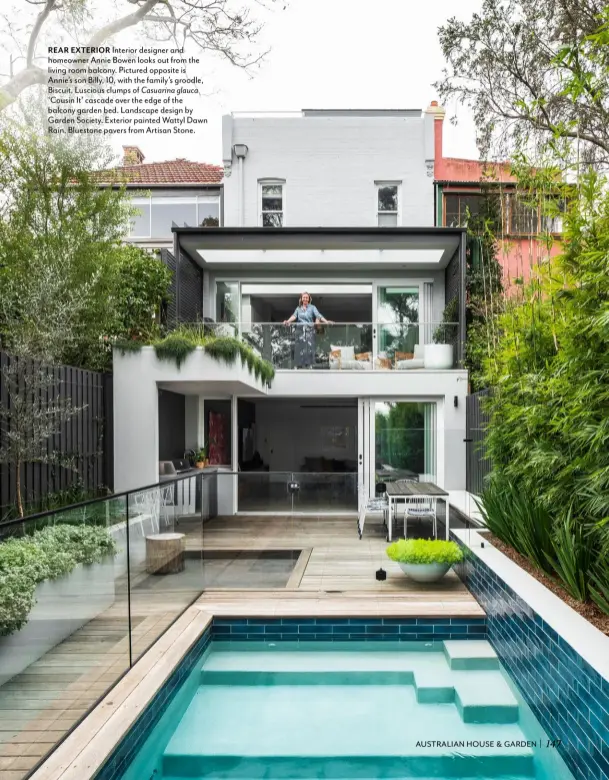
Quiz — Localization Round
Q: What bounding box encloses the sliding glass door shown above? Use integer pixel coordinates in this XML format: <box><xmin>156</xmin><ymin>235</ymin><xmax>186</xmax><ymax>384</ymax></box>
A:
<box><xmin>358</xmin><ymin>400</ymin><xmax>437</xmax><ymax>496</ymax></box>
<box><xmin>373</xmin><ymin>284</ymin><xmax>420</xmax><ymax>362</ymax></box>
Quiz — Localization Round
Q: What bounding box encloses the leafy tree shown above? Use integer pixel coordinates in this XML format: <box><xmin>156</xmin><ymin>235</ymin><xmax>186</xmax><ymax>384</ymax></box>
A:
<box><xmin>0</xmin><ymin>120</ymin><xmax>171</xmax><ymax>371</ymax></box>
<box><xmin>0</xmin><ymin>0</ymin><xmax>283</xmax><ymax>111</ymax></box>
<box><xmin>483</xmin><ymin>168</ymin><xmax>609</xmax><ymax>526</ymax></box>
<box><xmin>464</xmin><ymin>186</ymin><xmax>505</xmax><ymax>389</ymax></box>
<box><xmin>435</xmin><ymin>0</ymin><xmax>609</xmax><ymax>166</ymax></box>
<box><xmin>0</xmin><ymin>359</ymin><xmax>83</xmax><ymax>518</ymax></box>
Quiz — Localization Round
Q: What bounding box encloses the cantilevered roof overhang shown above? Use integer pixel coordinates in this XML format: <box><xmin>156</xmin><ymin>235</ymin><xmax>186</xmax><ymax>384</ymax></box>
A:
<box><xmin>174</xmin><ymin>227</ymin><xmax>466</xmax><ymax>272</ymax></box>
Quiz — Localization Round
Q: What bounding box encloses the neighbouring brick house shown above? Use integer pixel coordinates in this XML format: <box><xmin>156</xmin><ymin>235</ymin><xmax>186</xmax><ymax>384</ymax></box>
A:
<box><xmin>103</xmin><ymin>145</ymin><xmax>224</xmax><ymax>250</ymax></box>
<box><xmin>428</xmin><ymin>102</ymin><xmax>564</xmax><ymax>289</ymax></box>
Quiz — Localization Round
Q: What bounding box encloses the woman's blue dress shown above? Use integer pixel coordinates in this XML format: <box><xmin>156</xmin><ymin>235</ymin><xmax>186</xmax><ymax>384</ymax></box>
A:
<box><xmin>292</xmin><ymin>304</ymin><xmax>323</xmax><ymax>367</ymax></box>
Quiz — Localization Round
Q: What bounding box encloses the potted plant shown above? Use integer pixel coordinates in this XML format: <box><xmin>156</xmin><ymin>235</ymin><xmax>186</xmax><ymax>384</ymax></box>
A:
<box><xmin>425</xmin><ymin>302</ymin><xmax>457</xmax><ymax>369</ymax></box>
<box><xmin>386</xmin><ymin>538</ymin><xmax>463</xmax><ymax>583</ymax></box>
<box><xmin>195</xmin><ymin>446</ymin><xmax>207</xmax><ymax>468</ymax></box>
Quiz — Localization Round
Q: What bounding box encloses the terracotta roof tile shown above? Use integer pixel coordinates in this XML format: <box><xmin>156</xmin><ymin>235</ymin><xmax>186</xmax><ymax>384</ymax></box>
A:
<box><xmin>98</xmin><ymin>159</ymin><xmax>223</xmax><ymax>185</ymax></box>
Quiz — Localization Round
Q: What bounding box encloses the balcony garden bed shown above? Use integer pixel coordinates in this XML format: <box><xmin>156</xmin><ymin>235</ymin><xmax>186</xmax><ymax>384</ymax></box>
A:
<box><xmin>114</xmin><ymin>330</ymin><xmax>275</xmax><ymax>385</ymax></box>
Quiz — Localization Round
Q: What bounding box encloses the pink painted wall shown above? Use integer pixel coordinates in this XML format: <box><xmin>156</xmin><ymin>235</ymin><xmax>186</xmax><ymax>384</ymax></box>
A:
<box><xmin>430</xmin><ymin>102</ymin><xmax>563</xmax><ymax>292</ymax></box>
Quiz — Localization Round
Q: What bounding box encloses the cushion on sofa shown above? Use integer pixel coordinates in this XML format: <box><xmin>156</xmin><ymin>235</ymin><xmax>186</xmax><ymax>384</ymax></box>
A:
<box><xmin>396</xmin><ymin>358</ymin><xmax>425</xmax><ymax>370</ymax></box>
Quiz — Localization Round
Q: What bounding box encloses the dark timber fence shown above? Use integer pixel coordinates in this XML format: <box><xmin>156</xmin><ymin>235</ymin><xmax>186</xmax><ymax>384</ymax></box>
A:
<box><xmin>466</xmin><ymin>388</ymin><xmax>492</xmax><ymax>495</ymax></box>
<box><xmin>0</xmin><ymin>350</ymin><xmax>113</xmax><ymax>518</ymax></box>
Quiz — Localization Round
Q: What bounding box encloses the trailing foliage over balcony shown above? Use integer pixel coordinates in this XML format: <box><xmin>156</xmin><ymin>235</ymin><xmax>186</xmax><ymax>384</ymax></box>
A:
<box><xmin>114</xmin><ymin>331</ymin><xmax>275</xmax><ymax>387</ymax></box>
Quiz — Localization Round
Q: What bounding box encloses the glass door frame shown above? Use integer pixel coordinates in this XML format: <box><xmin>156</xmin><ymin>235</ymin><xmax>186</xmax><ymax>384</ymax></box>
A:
<box><xmin>371</xmin><ymin>279</ymin><xmax>433</xmax><ymax>361</ymax></box>
<box><xmin>358</xmin><ymin>397</ymin><xmax>442</xmax><ymax>499</ymax></box>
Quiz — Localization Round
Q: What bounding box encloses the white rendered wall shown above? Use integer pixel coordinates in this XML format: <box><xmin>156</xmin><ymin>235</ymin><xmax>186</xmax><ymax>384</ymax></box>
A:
<box><xmin>222</xmin><ymin>114</ymin><xmax>435</xmax><ymax>227</ymax></box>
<box><xmin>113</xmin><ymin>348</ymin><xmax>267</xmax><ymax>493</ymax></box>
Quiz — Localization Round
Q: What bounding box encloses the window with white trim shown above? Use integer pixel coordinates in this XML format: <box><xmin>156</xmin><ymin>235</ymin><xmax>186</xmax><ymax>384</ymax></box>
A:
<box><xmin>128</xmin><ymin>194</ymin><xmax>220</xmax><ymax>238</ymax></box>
<box><xmin>376</xmin><ymin>182</ymin><xmax>399</xmax><ymax>226</ymax></box>
<box><xmin>259</xmin><ymin>181</ymin><xmax>284</xmax><ymax>227</ymax></box>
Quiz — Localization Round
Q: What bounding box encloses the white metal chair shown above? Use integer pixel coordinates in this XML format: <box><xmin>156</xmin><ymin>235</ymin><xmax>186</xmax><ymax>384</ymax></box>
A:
<box><xmin>358</xmin><ymin>483</ymin><xmax>388</xmax><ymax>539</ymax></box>
<box><xmin>403</xmin><ymin>496</ymin><xmax>438</xmax><ymax>539</ymax></box>
<box><xmin>133</xmin><ymin>489</ymin><xmax>160</xmax><ymax>535</ymax></box>
<box><xmin>159</xmin><ymin>484</ymin><xmax>175</xmax><ymax>529</ymax></box>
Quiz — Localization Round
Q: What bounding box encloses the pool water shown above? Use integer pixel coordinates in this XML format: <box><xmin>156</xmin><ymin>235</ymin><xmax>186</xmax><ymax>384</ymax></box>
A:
<box><xmin>121</xmin><ymin>640</ymin><xmax>574</xmax><ymax>779</ymax></box>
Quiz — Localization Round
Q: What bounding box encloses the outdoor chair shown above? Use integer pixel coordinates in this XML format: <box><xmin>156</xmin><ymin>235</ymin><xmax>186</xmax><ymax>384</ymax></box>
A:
<box><xmin>403</xmin><ymin>496</ymin><xmax>438</xmax><ymax>539</ymax></box>
<box><xmin>133</xmin><ymin>489</ymin><xmax>161</xmax><ymax>536</ymax></box>
<box><xmin>358</xmin><ymin>483</ymin><xmax>388</xmax><ymax>539</ymax></box>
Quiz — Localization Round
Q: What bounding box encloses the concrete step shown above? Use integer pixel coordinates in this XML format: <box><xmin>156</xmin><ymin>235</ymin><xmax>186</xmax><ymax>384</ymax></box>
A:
<box><xmin>455</xmin><ymin>673</ymin><xmax>519</xmax><ymax>724</ymax></box>
<box><xmin>443</xmin><ymin>640</ymin><xmax>499</xmax><ymax>670</ymax></box>
<box><xmin>163</xmin><ymin>683</ymin><xmax>534</xmax><ymax>777</ymax></box>
<box><xmin>163</xmin><ymin>754</ymin><xmax>535</xmax><ymax>778</ymax></box>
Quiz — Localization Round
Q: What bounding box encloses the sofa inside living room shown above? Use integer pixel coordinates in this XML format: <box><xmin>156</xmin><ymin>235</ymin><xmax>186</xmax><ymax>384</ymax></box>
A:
<box><xmin>328</xmin><ymin>343</ymin><xmax>453</xmax><ymax>370</ymax></box>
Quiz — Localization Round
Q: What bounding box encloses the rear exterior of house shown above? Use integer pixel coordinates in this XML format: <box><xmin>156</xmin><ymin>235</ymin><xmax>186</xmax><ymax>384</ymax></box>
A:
<box><xmin>113</xmin><ymin>105</ymin><xmax>469</xmax><ymax>514</ymax></box>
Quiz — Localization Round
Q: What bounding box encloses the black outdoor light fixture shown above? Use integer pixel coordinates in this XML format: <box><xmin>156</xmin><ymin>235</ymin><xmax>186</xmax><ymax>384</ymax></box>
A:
<box><xmin>454</xmin><ymin>395</ymin><xmax>459</xmax><ymax>408</ymax></box>
<box><xmin>376</xmin><ymin>568</ymin><xmax>387</xmax><ymax>581</ymax></box>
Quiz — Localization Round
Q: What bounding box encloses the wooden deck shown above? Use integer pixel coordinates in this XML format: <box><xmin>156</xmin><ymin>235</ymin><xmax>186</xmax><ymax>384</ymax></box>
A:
<box><xmin>0</xmin><ymin>512</ymin><xmax>482</xmax><ymax>779</ymax></box>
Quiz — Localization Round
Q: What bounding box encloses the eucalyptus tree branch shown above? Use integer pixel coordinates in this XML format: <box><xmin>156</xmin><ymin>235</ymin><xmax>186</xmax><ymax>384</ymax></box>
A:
<box><xmin>27</xmin><ymin>0</ymin><xmax>57</xmax><ymax>66</ymax></box>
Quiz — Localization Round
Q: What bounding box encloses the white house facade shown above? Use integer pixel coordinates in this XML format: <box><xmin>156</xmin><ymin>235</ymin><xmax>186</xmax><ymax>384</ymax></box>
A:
<box><xmin>113</xmin><ymin>104</ymin><xmax>469</xmax><ymax>519</ymax></box>
<box><xmin>221</xmin><ymin>108</ymin><xmax>437</xmax><ymax>228</ymax></box>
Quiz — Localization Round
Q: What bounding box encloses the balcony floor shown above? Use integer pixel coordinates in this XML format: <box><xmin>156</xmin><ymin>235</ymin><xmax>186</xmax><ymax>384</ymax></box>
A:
<box><xmin>0</xmin><ymin>513</ymin><xmax>481</xmax><ymax>780</ymax></box>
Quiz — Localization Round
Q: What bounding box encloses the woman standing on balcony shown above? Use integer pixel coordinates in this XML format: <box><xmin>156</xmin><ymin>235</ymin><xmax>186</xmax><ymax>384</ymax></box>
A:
<box><xmin>283</xmin><ymin>292</ymin><xmax>333</xmax><ymax>368</ymax></box>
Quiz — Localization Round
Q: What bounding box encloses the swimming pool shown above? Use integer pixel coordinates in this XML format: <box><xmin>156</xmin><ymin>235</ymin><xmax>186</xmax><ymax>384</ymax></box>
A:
<box><xmin>118</xmin><ymin>639</ymin><xmax>574</xmax><ymax>779</ymax></box>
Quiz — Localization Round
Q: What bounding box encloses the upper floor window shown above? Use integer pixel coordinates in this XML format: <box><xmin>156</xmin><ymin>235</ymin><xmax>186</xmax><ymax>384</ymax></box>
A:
<box><xmin>444</xmin><ymin>193</ymin><xmax>482</xmax><ymax>227</ymax></box>
<box><xmin>128</xmin><ymin>194</ymin><xmax>220</xmax><ymax>238</ymax></box>
<box><xmin>377</xmin><ymin>182</ymin><xmax>400</xmax><ymax>226</ymax></box>
<box><xmin>260</xmin><ymin>181</ymin><xmax>284</xmax><ymax>227</ymax></box>
<box><xmin>506</xmin><ymin>193</ymin><xmax>565</xmax><ymax>236</ymax></box>
<box><xmin>444</xmin><ymin>191</ymin><xmax>564</xmax><ymax>236</ymax></box>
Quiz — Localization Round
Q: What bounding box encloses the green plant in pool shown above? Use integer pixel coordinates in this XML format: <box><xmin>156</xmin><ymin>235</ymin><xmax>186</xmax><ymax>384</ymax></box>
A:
<box><xmin>386</xmin><ymin>539</ymin><xmax>463</xmax><ymax>565</ymax></box>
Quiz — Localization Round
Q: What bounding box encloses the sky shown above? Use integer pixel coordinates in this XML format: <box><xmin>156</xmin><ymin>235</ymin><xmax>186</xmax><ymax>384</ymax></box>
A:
<box><xmin>3</xmin><ymin>0</ymin><xmax>484</xmax><ymax>166</ymax></box>
<box><xmin>102</xmin><ymin>0</ymin><xmax>484</xmax><ymax>166</ymax></box>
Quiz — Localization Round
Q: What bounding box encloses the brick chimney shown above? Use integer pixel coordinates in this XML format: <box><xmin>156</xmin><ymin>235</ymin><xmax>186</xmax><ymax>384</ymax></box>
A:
<box><xmin>425</xmin><ymin>100</ymin><xmax>446</xmax><ymax>178</ymax></box>
<box><xmin>122</xmin><ymin>146</ymin><xmax>145</xmax><ymax>165</ymax></box>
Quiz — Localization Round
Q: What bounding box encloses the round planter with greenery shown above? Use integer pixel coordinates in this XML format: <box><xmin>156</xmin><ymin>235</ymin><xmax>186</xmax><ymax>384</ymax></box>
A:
<box><xmin>386</xmin><ymin>538</ymin><xmax>463</xmax><ymax>583</ymax></box>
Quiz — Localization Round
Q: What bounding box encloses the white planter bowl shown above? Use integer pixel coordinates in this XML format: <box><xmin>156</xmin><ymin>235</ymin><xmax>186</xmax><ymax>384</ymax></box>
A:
<box><xmin>423</xmin><ymin>344</ymin><xmax>453</xmax><ymax>370</ymax></box>
<box><xmin>398</xmin><ymin>562</ymin><xmax>452</xmax><ymax>583</ymax></box>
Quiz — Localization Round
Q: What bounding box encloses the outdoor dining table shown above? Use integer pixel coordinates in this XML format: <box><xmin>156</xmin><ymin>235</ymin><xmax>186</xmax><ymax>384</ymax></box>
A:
<box><xmin>384</xmin><ymin>480</ymin><xmax>450</xmax><ymax>542</ymax></box>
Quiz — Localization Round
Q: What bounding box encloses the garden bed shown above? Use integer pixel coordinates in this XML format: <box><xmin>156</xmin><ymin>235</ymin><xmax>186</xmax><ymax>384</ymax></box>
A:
<box><xmin>486</xmin><ymin>532</ymin><xmax>609</xmax><ymax>637</ymax></box>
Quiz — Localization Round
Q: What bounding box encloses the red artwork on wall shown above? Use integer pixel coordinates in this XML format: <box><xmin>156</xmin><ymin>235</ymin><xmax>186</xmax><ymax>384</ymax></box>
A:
<box><xmin>208</xmin><ymin>412</ymin><xmax>229</xmax><ymax>465</ymax></box>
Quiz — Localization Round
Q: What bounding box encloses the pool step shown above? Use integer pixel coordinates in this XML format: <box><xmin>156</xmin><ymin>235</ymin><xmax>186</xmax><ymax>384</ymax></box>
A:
<box><xmin>455</xmin><ymin>675</ymin><xmax>519</xmax><ymax>723</ymax></box>
<box><xmin>163</xmin><ymin>684</ymin><xmax>534</xmax><ymax>777</ymax></box>
<box><xmin>162</xmin><ymin>754</ymin><xmax>535</xmax><ymax>778</ymax></box>
<box><xmin>201</xmin><ymin>668</ymin><xmax>519</xmax><ymax>725</ymax></box>
<box><xmin>443</xmin><ymin>640</ymin><xmax>499</xmax><ymax>670</ymax></box>
<box><xmin>201</xmin><ymin>670</ymin><xmax>416</xmax><ymax>686</ymax></box>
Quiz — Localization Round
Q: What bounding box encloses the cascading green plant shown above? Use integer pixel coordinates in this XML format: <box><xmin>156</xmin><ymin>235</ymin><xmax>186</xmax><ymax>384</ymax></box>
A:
<box><xmin>114</xmin><ymin>331</ymin><xmax>275</xmax><ymax>386</ymax></box>
<box><xmin>154</xmin><ymin>334</ymin><xmax>196</xmax><ymax>367</ymax></box>
<box><xmin>386</xmin><ymin>538</ymin><xmax>463</xmax><ymax>565</ymax></box>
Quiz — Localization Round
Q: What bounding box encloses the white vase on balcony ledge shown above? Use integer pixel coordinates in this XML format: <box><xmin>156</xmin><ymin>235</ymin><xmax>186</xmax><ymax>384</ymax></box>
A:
<box><xmin>423</xmin><ymin>344</ymin><xmax>453</xmax><ymax>370</ymax></box>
